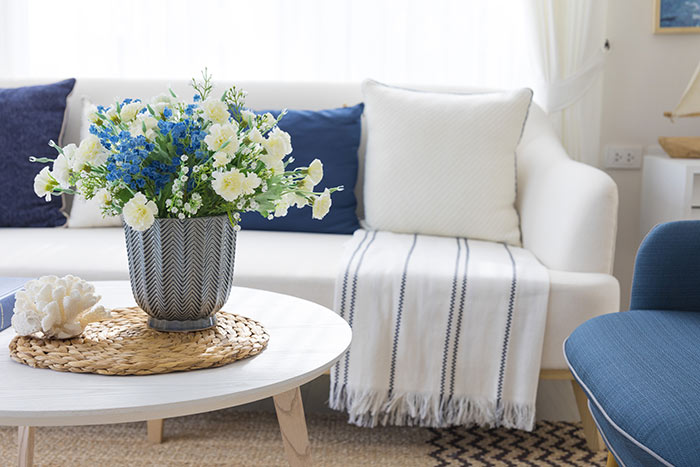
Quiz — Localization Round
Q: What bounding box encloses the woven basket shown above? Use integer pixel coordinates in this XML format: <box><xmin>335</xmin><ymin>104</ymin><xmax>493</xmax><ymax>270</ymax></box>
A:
<box><xmin>124</xmin><ymin>216</ymin><xmax>236</xmax><ymax>332</ymax></box>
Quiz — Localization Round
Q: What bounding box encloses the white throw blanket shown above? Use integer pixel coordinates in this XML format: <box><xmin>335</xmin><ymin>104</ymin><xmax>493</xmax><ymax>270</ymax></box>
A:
<box><xmin>329</xmin><ymin>230</ymin><xmax>549</xmax><ymax>431</ymax></box>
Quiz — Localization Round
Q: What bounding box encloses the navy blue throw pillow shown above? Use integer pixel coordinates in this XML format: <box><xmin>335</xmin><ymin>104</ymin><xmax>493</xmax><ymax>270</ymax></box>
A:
<box><xmin>240</xmin><ymin>103</ymin><xmax>363</xmax><ymax>234</ymax></box>
<box><xmin>0</xmin><ymin>79</ymin><xmax>76</xmax><ymax>227</ymax></box>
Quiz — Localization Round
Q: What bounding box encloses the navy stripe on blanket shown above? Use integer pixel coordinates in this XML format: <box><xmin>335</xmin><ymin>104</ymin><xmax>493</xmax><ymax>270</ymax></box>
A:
<box><xmin>496</xmin><ymin>243</ymin><xmax>518</xmax><ymax>417</ymax></box>
<box><xmin>342</xmin><ymin>230</ymin><xmax>379</xmax><ymax>388</ymax></box>
<box><xmin>332</xmin><ymin>229</ymin><xmax>370</xmax><ymax>392</ymax></box>
<box><xmin>388</xmin><ymin>234</ymin><xmax>419</xmax><ymax>398</ymax></box>
<box><xmin>449</xmin><ymin>238</ymin><xmax>470</xmax><ymax>399</ymax></box>
<box><xmin>439</xmin><ymin>238</ymin><xmax>462</xmax><ymax>401</ymax></box>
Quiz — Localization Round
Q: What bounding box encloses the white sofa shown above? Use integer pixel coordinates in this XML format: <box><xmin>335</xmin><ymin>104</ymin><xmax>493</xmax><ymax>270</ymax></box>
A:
<box><xmin>0</xmin><ymin>79</ymin><xmax>619</xmax><ymax>375</ymax></box>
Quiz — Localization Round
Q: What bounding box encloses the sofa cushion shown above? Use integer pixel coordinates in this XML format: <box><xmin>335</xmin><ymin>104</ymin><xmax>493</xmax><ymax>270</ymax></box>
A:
<box><xmin>0</xmin><ymin>79</ymin><xmax>76</xmax><ymax>227</ymax></box>
<box><xmin>361</xmin><ymin>80</ymin><xmax>532</xmax><ymax>246</ymax></box>
<box><xmin>565</xmin><ymin>310</ymin><xmax>700</xmax><ymax>465</ymax></box>
<box><xmin>66</xmin><ymin>98</ymin><xmax>122</xmax><ymax>228</ymax></box>
<box><xmin>240</xmin><ymin>104</ymin><xmax>364</xmax><ymax>234</ymax></box>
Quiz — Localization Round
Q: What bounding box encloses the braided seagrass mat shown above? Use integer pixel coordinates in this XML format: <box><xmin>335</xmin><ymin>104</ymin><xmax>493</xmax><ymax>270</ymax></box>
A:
<box><xmin>8</xmin><ymin>307</ymin><xmax>269</xmax><ymax>376</ymax></box>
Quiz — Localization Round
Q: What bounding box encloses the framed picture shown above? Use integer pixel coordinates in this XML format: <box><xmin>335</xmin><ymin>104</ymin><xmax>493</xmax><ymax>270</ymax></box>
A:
<box><xmin>654</xmin><ymin>0</ymin><xmax>700</xmax><ymax>33</ymax></box>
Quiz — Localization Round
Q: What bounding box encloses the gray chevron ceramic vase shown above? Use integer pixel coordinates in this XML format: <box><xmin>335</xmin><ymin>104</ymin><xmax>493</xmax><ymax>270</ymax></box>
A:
<box><xmin>124</xmin><ymin>215</ymin><xmax>237</xmax><ymax>332</ymax></box>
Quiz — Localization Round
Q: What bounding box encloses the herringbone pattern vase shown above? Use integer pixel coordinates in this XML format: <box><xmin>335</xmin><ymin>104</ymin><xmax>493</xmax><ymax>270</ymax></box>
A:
<box><xmin>124</xmin><ymin>216</ymin><xmax>237</xmax><ymax>332</ymax></box>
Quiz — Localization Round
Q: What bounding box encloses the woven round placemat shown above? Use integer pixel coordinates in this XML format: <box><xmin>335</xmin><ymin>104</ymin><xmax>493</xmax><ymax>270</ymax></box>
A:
<box><xmin>8</xmin><ymin>307</ymin><xmax>269</xmax><ymax>376</ymax></box>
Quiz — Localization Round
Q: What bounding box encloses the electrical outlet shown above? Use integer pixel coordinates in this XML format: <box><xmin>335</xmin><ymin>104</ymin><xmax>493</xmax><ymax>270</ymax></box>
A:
<box><xmin>604</xmin><ymin>145</ymin><xmax>643</xmax><ymax>169</ymax></box>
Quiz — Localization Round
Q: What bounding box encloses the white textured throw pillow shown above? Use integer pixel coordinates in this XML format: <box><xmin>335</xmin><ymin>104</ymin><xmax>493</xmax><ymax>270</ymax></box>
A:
<box><xmin>67</xmin><ymin>98</ymin><xmax>122</xmax><ymax>228</ymax></box>
<box><xmin>362</xmin><ymin>80</ymin><xmax>532</xmax><ymax>245</ymax></box>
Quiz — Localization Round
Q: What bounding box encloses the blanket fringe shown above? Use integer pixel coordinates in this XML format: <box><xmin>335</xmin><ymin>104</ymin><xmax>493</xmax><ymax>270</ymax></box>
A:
<box><xmin>329</xmin><ymin>384</ymin><xmax>535</xmax><ymax>431</ymax></box>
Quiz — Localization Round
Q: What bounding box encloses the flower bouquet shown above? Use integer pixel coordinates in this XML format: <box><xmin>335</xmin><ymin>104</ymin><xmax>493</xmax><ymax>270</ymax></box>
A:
<box><xmin>33</xmin><ymin>70</ymin><xmax>336</xmax><ymax>230</ymax></box>
<box><xmin>31</xmin><ymin>70</ymin><xmax>341</xmax><ymax>331</ymax></box>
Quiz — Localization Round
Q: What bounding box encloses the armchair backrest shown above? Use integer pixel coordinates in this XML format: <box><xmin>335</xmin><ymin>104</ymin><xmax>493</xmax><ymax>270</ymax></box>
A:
<box><xmin>630</xmin><ymin>221</ymin><xmax>700</xmax><ymax>312</ymax></box>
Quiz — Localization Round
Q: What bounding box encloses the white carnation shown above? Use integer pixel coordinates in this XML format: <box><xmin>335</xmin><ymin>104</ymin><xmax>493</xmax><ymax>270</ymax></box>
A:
<box><xmin>248</xmin><ymin>127</ymin><xmax>266</xmax><ymax>145</ymax></box>
<box><xmin>52</xmin><ymin>153</ymin><xmax>71</xmax><ymax>188</ymax></box>
<box><xmin>260</xmin><ymin>112</ymin><xmax>277</xmax><ymax>131</ymax></box>
<box><xmin>94</xmin><ymin>188</ymin><xmax>112</xmax><ymax>209</ymax></box>
<box><xmin>150</xmin><ymin>93</ymin><xmax>176</xmax><ymax>117</ymax></box>
<box><xmin>212</xmin><ymin>151</ymin><xmax>230</xmax><ymax>168</ymax></box>
<box><xmin>312</xmin><ymin>188</ymin><xmax>332</xmax><ymax>220</ymax></box>
<box><xmin>240</xmin><ymin>110</ymin><xmax>256</xmax><ymax>126</ymax></box>
<box><xmin>204</xmin><ymin>123</ymin><xmax>240</xmax><ymax>156</ymax></box>
<box><xmin>106</xmin><ymin>107</ymin><xmax>118</xmax><ymax>122</ymax></box>
<box><xmin>242</xmin><ymin>172</ymin><xmax>262</xmax><ymax>195</ymax></box>
<box><xmin>274</xmin><ymin>198</ymin><xmax>290</xmax><ymax>217</ymax></box>
<box><xmin>33</xmin><ymin>167</ymin><xmax>57</xmax><ymax>201</ymax></box>
<box><xmin>122</xmin><ymin>192</ymin><xmax>158</xmax><ymax>231</ymax></box>
<box><xmin>283</xmin><ymin>191</ymin><xmax>308</xmax><ymax>209</ymax></box>
<box><xmin>120</xmin><ymin>102</ymin><xmax>142</xmax><ymax>121</ymax></box>
<box><xmin>201</xmin><ymin>98</ymin><xmax>230</xmax><ymax>124</ymax></box>
<box><xmin>260</xmin><ymin>153</ymin><xmax>285</xmax><ymax>174</ymax></box>
<box><xmin>74</xmin><ymin>135</ymin><xmax>108</xmax><ymax>171</ymax></box>
<box><xmin>211</xmin><ymin>168</ymin><xmax>247</xmax><ymax>201</ymax></box>
<box><xmin>263</xmin><ymin>127</ymin><xmax>292</xmax><ymax>160</ymax></box>
<box><xmin>307</xmin><ymin>159</ymin><xmax>323</xmax><ymax>185</ymax></box>
<box><xmin>62</xmin><ymin>143</ymin><xmax>77</xmax><ymax>168</ymax></box>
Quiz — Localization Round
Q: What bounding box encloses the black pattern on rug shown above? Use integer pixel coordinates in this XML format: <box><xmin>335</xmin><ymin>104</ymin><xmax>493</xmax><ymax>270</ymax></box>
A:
<box><xmin>426</xmin><ymin>420</ymin><xmax>605</xmax><ymax>466</ymax></box>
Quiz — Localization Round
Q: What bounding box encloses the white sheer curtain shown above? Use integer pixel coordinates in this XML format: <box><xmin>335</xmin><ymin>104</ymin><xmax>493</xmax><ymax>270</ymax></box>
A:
<box><xmin>525</xmin><ymin>0</ymin><xmax>609</xmax><ymax>166</ymax></box>
<box><xmin>0</xmin><ymin>0</ymin><xmax>531</xmax><ymax>87</ymax></box>
<box><xmin>0</xmin><ymin>0</ymin><xmax>607</xmax><ymax>165</ymax></box>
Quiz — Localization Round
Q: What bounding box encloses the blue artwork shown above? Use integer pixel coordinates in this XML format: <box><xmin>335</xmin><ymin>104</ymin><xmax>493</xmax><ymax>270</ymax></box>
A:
<box><xmin>660</xmin><ymin>0</ymin><xmax>700</xmax><ymax>28</ymax></box>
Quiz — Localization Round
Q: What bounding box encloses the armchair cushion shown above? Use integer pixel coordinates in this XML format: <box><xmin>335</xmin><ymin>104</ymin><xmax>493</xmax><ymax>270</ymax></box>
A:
<box><xmin>564</xmin><ymin>310</ymin><xmax>700</xmax><ymax>466</ymax></box>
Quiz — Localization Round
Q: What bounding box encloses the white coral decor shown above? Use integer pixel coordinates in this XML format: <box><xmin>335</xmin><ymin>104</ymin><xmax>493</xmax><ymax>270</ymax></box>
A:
<box><xmin>11</xmin><ymin>275</ymin><xmax>111</xmax><ymax>339</ymax></box>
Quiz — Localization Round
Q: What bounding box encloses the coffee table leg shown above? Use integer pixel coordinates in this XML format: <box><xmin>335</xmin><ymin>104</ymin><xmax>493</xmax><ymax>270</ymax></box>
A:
<box><xmin>17</xmin><ymin>426</ymin><xmax>35</xmax><ymax>467</ymax></box>
<box><xmin>273</xmin><ymin>387</ymin><xmax>312</xmax><ymax>467</ymax></box>
<box><xmin>147</xmin><ymin>419</ymin><xmax>164</xmax><ymax>444</ymax></box>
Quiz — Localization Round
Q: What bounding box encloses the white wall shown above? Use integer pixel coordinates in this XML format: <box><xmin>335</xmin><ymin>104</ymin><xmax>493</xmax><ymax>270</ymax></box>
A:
<box><xmin>603</xmin><ymin>0</ymin><xmax>700</xmax><ymax>310</ymax></box>
<box><xmin>536</xmin><ymin>1</ymin><xmax>700</xmax><ymax>424</ymax></box>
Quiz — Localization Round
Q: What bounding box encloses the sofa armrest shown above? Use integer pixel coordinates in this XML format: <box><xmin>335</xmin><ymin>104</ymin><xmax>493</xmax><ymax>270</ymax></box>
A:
<box><xmin>517</xmin><ymin>113</ymin><xmax>618</xmax><ymax>274</ymax></box>
<box><xmin>630</xmin><ymin>221</ymin><xmax>700</xmax><ymax>312</ymax></box>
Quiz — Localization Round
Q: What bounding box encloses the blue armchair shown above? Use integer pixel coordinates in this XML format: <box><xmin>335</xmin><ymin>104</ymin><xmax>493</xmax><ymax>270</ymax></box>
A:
<box><xmin>565</xmin><ymin>221</ymin><xmax>700</xmax><ymax>466</ymax></box>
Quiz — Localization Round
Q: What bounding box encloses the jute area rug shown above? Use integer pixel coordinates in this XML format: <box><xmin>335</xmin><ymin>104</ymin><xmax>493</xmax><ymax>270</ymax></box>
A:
<box><xmin>0</xmin><ymin>410</ymin><xmax>606</xmax><ymax>466</ymax></box>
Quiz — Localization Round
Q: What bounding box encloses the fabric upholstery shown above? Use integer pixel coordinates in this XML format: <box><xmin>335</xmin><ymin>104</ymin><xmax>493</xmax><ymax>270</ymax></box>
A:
<box><xmin>0</xmin><ymin>78</ymin><xmax>618</xmax><ymax>274</ymax></box>
<box><xmin>0</xmin><ymin>79</ymin><xmax>75</xmax><ymax>227</ymax></box>
<box><xmin>516</xmin><ymin>105</ymin><xmax>618</xmax><ymax>274</ymax></box>
<box><xmin>0</xmin><ymin>227</ymin><xmax>618</xmax><ymax>370</ymax></box>
<box><xmin>565</xmin><ymin>221</ymin><xmax>700</xmax><ymax>466</ymax></box>
<box><xmin>630</xmin><ymin>221</ymin><xmax>700</xmax><ymax>312</ymax></box>
<box><xmin>361</xmin><ymin>80</ymin><xmax>532</xmax><ymax>245</ymax></box>
<box><xmin>240</xmin><ymin>104</ymin><xmax>363</xmax><ymax>234</ymax></box>
<box><xmin>565</xmin><ymin>310</ymin><xmax>700</xmax><ymax>466</ymax></box>
<box><xmin>589</xmin><ymin>403</ymin><xmax>667</xmax><ymax>467</ymax></box>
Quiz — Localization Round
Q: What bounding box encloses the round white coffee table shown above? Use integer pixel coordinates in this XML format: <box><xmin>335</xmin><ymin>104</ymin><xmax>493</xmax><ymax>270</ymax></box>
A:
<box><xmin>0</xmin><ymin>281</ymin><xmax>351</xmax><ymax>467</ymax></box>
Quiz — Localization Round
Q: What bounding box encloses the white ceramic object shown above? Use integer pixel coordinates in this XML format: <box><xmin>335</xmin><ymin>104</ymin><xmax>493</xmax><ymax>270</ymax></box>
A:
<box><xmin>10</xmin><ymin>275</ymin><xmax>110</xmax><ymax>339</ymax></box>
